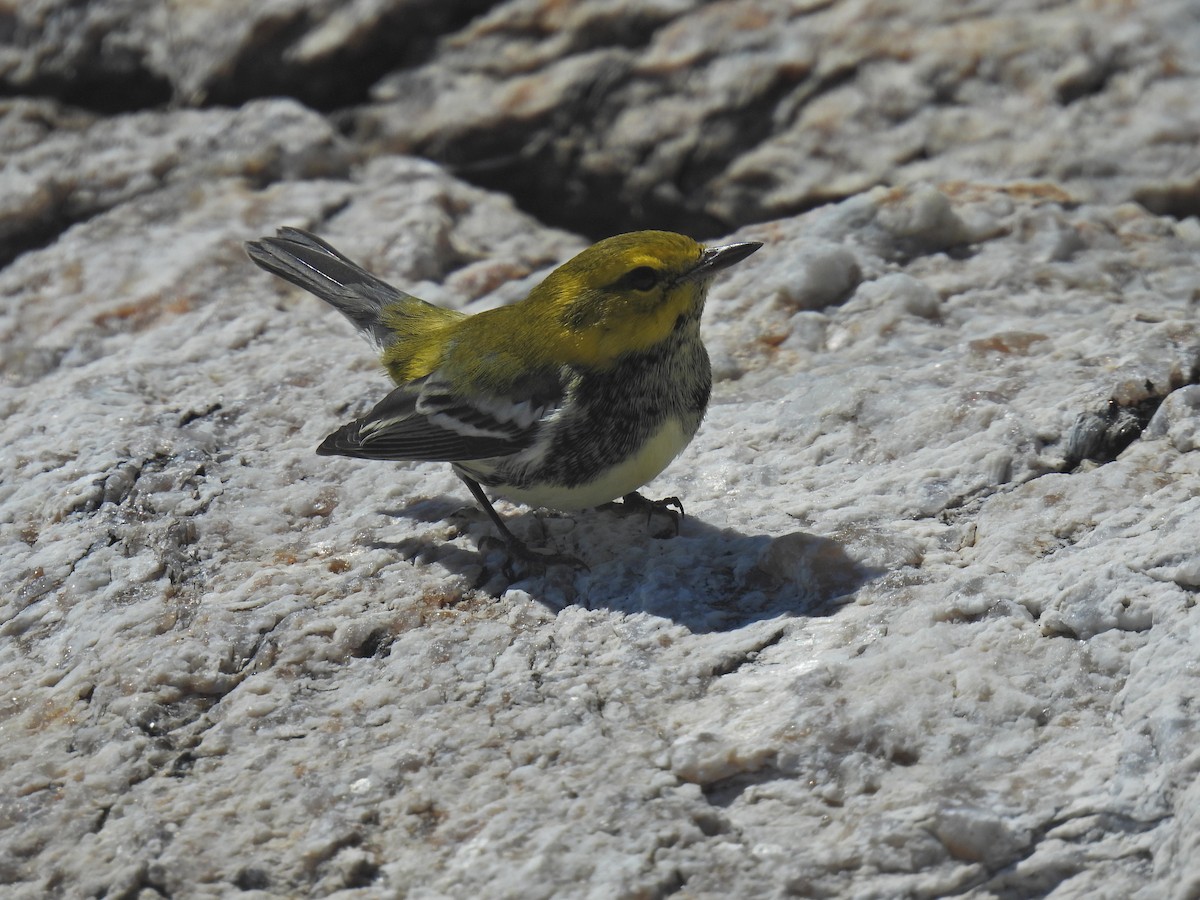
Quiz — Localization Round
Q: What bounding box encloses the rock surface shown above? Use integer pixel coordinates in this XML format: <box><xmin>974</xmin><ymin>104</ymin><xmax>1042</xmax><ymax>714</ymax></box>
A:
<box><xmin>3</xmin><ymin>2</ymin><xmax>1200</xmax><ymax>898</ymax></box>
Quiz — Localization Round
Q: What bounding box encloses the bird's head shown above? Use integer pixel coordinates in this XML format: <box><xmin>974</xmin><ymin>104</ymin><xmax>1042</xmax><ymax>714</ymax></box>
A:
<box><xmin>528</xmin><ymin>230</ymin><xmax>761</xmax><ymax>367</ymax></box>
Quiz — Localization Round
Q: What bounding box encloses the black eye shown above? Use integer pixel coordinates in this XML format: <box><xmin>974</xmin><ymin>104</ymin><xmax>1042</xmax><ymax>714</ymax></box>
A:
<box><xmin>622</xmin><ymin>266</ymin><xmax>660</xmax><ymax>292</ymax></box>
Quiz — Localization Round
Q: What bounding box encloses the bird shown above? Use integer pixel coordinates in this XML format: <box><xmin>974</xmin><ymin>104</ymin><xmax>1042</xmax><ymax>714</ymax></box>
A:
<box><xmin>245</xmin><ymin>227</ymin><xmax>761</xmax><ymax>568</ymax></box>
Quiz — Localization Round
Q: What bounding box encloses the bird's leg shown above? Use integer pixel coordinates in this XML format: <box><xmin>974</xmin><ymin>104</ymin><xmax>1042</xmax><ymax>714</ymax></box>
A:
<box><xmin>458</xmin><ymin>475</ymin><xmax>587</xmax><ymax>573</ymax></box>
<box><xmin>611</xmin><ymin>491</ymin><xmax>685</xmax><ymax>538</ymax></box>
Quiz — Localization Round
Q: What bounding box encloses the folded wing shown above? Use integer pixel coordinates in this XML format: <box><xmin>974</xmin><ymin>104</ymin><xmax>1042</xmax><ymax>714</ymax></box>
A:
<box><xmin>316</xmin><ymin>371</ymin><xmax>564</xmax><ymax>462</ymax></box>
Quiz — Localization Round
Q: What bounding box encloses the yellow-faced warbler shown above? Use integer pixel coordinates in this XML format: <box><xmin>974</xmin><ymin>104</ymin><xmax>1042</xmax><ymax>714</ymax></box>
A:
<box><xmin>246</xmin><ymin>228</ymin><xmax>761</xmax><ymax>567</ymax></box>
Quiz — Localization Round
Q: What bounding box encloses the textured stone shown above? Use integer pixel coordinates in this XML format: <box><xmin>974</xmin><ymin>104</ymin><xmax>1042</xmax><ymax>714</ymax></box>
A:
<box><xmin>10</xmin><ymin>1</ymin><xmax>1197</xmax><ymax>240</ymax></box>
<box><xmin>3</xmin><ymin>2</ymin><xmax>1200</xmax><ymax>898</ymax></box>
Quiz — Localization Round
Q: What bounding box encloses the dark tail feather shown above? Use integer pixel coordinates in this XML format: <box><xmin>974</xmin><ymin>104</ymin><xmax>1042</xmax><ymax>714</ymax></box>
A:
<box><xmin>246</xmin><ymin>227</ymin><xmax>414</xmax><ymax>350</ymax></box>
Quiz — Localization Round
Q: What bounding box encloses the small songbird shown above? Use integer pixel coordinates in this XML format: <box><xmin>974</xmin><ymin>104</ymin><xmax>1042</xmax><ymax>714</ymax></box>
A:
<box><xmin>246</xmin><ymin>227</ymin><xmax>761</xmax><ymax>567</ymax></box>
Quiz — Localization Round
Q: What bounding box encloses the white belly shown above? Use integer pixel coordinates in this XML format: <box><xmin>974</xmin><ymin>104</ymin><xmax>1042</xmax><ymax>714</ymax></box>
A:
<box><xmin>493</xmin><ymin>418</ymin><xmax>692</xmax><ymax>510</ymax></box>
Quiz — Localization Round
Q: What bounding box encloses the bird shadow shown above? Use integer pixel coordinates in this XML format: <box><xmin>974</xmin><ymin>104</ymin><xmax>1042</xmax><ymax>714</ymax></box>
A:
<box><xmin>370</xmin><ymin>496</ymin><xmax>882</xmax><ymax>634</ymax></box>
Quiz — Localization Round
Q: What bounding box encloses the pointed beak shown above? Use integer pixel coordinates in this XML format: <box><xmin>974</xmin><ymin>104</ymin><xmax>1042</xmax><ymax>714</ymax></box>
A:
<box><xmin>679</xmin><ymin>240</ymin><xmax>763</xmax><ymax>283</ymax></box>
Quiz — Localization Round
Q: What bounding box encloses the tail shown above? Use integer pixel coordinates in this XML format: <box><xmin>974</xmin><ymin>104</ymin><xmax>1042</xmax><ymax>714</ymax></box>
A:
<box><xmin>246</xmin><ymin>227</ymin><xmax>455</xmax><ymax>352</ymax></box>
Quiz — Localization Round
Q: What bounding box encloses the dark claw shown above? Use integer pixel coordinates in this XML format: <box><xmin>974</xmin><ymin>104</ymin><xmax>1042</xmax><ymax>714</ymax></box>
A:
<box><xmin>501</xmin><ymin>537</ymin><xmax>589</xmax><ymax>577</ymax></box>
<box><xmin>459</xmin><ymin>473</ymin><xmax>588</xmax><ymax>575</ymax></box>
<box><xmin>618</xmin><ymin>491</ymin><xmax>685</xmax><ymax>538</ymax></box>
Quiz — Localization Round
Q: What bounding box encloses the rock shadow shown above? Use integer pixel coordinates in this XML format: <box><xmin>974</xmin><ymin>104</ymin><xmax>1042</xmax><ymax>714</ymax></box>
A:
<box><xmin>370</xmin><ymin>497</ymin><xmax>880</xmax><ymax>634</ymax></box>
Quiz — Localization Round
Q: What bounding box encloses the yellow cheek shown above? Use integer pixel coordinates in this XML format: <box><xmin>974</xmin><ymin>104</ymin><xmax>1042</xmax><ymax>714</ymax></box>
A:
<box><xmin>578</xmin><ymin>286</ymin><xmax>700</xmax><ymax>364</ymax></box>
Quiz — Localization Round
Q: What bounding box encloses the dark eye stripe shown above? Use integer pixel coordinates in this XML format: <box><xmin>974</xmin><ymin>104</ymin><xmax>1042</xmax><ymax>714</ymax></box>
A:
<box><xmin>612</xmin><ymin>266</ymin><xmax>661</xmax><ymax>292</ymax></box>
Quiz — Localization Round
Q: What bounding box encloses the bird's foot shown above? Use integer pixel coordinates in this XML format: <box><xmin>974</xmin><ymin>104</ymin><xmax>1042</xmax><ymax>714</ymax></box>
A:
<box><xmin>603</xmin><ymin>491</ymin><xmax>685</xmax><ymax>538</ymax></box>
<box><xmin>480</xmin><ymin>533</ymin><xmax>589</xmax><ymax>579</ymax></box>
